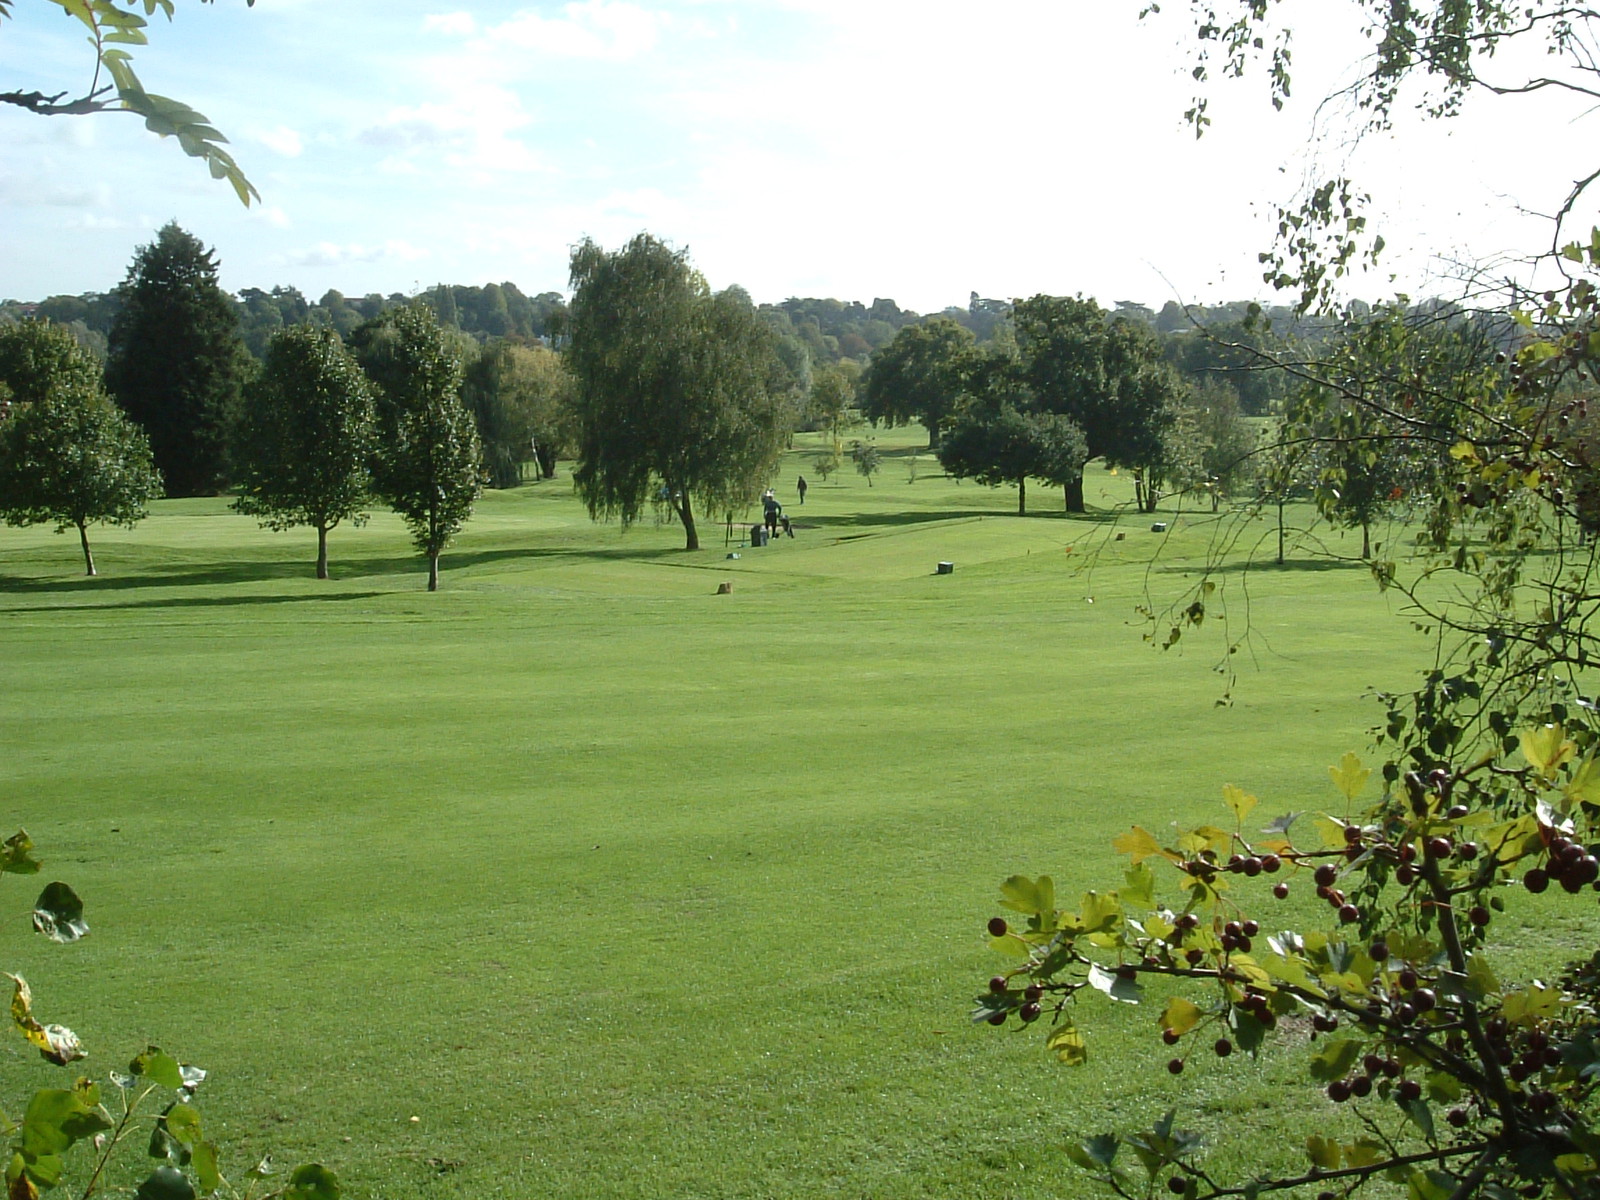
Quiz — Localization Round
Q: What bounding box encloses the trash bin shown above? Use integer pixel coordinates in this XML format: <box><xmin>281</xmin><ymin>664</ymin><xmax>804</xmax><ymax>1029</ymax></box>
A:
<box><xmin>750</xmin><ymin>524</ymin><xmax>768</xmax><ymax>547</ymax></box>
<box><xmin>936</xmin><ymin>561</ymin><xmax>954</xmax><ymax>575</ymax></box>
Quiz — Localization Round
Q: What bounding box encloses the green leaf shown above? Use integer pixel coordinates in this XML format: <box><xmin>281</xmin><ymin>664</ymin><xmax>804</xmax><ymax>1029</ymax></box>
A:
<box><xmin>130</xmin><ymin>1047</ymin><xmax>185</xmax><ymax>1090</ymax></box>
<box><xmin>1309</xmin><ymin>1038</ymin><xmax>1364</xmax><ymax>1082</ymax></box>
<box><xmin>1346</xmin><ymin>1139</ymin><xmax>1383</xmax><ymax>1168</ymax></box>
<box><xmin>1306</xmin><ymin>1136</ymin><xmax>1341</xmax><ymax>1170</ymax></box>
<box><xmin>1122</xmin><ymin>862</ymin><xmax>1155</xmax><ymax>908</ymax></box>
<box><xmin>282</xmin><ymin>1164</ymin><xmax>340</xmax><ymax>1200</ymax></box>
<box><xmin>1424</xmin><ymin>1071</ymin><xmax>1461</xmax><ymax>1103</ymax></box>
<box><xmin>999</xmin><ymin>875</ymin><xmax>1054</xmax><ymax>917</ymax></box>
<box><xmin>1070</xmin><ymin>1134</ymin><xmax>1119</xmax><ymax>1171</ymax></box>
<box><xmin>136</xmin><ymin>1166</ymin><xmax>197</xmax><ymax>1200</ymax></box>
<box><xmin>1398</xmin><ymin>1095</ymin><xmax>1434</xmax><ymax>1140</ymax></box>
<box><xmin>164</xmin><ymin>1104</ymin><xmax>201</xmax><ymax>1148</ymax></box>
<box><xmin>30</xmin><ymin>883</ymin><xmax>87</xmax><ymax>943</ymax></box>
<box><xmin>191</xmin><ymin>1142</ymin><xmax>221</xmax><ymax>1196</ymax></box>
<box><xmin>1077</xmin><ymin>891</ymin><xmax>1122</xmax><ymax>935</ymax></box>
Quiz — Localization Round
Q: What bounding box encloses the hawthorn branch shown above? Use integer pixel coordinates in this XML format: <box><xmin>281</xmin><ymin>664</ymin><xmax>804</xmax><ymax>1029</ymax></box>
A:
<box><xmin>0</xmin><ymin>87</ymin><xmax>117</xmax><ymax>116</ymax></box>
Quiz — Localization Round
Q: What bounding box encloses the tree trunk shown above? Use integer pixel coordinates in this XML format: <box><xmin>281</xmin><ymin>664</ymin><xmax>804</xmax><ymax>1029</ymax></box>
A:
<box><xmin>676</xmin><ymin>493</ymin><xmax>700</xmax><ymax>551</ymax></box>
<box><xmin>1018</xmin><ymin>476</ymin><xmax>1027</xmax><ymax>516</ymax></box>
<box><xmin>428</xmin><ymin>551</ymin><xmax>440</xmax><ymax>591</ymax></box>
<box><xmin>1362</xmin><ymin>521</ymin><xmax>1372</xmax><ymax>560</ymax></box>
<box><xmin>77</xmin><ymin>520</ymin><xmax>96</xmax><ymax>577</ymax></box>
<box><xmin>316</xmin><ymin>524</ymin><xmax>329</xmax><ymax>580</ymax></box>
<box><xmin>1277</xmin><ymin>496</ymin><xmax>1286</xmax><ymax>565</ymax></box>
<box><xmin>1064</xmin><ymin>475</ymin><xmax>1085</xmax><ymax>513</ymax></box>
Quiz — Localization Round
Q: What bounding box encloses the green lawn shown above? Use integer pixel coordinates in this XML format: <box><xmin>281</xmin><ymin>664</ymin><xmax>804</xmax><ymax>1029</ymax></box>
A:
<box><xmin>1</xmin><ymin>431</ymin><xmax>1440</xmax><ymax>1199</ymax></box>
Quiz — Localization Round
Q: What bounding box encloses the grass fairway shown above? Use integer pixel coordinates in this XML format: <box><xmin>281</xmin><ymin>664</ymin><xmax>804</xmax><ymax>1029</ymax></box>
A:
<box><xmin>1</xmin><ymin>431</ymin><xmax>1431</xmax><ymax>1199</ymax></box>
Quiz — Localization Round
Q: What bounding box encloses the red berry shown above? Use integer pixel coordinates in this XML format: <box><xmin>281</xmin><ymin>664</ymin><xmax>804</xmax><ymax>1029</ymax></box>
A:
<box><xmin>1398</xmin><ymin>968</ymin><xmax>1419</xmax><ymax>990</ymax></box>
<box><xmin>1327</xmin><ymin>1079</ymin><xmax>1351</xmax><ymax>1102</ymax></box>
<box><xmin>1344</xmin><ymin>824</ymin><xmax>1362</xmax><ymax>844</ymax></box>
<box><xmin>1168</xmin><ymin>1057</ymin><xmax>1184</xmax><ymax>1075</ymax></box>
<box><xmin>1262</xmin><ymin>854</ymin><xmax>1282</xmax><ymax>873</ymax></box>
<box><xmin>1314</xmin><ymin>864</ymin><xmax>1339</xmax><ymax>887</ymax></box>
<box><xmin>1469</xmin><ymin>905</ymin><xmax>1491</xmax><ymax>927</ymax></box>
<box><xmin>989</xmin><ymin>976</ymin><xmax>1008</xmax><ymax>993</ymax></box>
<box><xmin>1370</xmin><ymin>940</ymin><xmax>1389</xmax><ymax>961</ymax></box>
<box><xmin>1024</xmin><ymin>984</ymin><xmax>1042</xmax><ymax>1002</ymax></box>
<box><xmin>1020</xmin><ymin>1002</ymin><xmax>1042</xmax><ymax>1023</ymax></box>
<box><xmin>1525</xmin><ymin>868</ymin><xmax>1550</xmax><ymax>893</ymax></box>
<box><xmin>1350</xmin><ymin>1074</ymin><xmax>1373</xmax><ymax>1098</ymax></box>
<box><xmin>1397</xmin><ymin>1078</ymin><xmax>1422</xmax><ymax>1102</ymax></box>
<box><xmin>1163</xmin><ymin>1028</ymin><xmax>1181</xmax><ymax>1045</ymax></box>
<box><xmin>1273</xmin><ymin>882</ymin><xmax>1290</xmax><ymax>899</ymax></box>
<box><xmin>1169</xmin><ymin>1177</ymin><xmax>1188</xmax><ymax>1195</ymax></box>
<box><xmin>1242</xmin><ymin>919</ymin><xmax>1260</xmax><ymax>937</ymax></box>
<box><xmin>1427</xmin><ymin>837</ymin><xmax>1453</xmax><ymax>859</ymax></box>
<box><xmin>1412</xmin><ymin>988</ymin><xmax>1437</xmax><ymax>1012</ymax></box>
<box><xmin>1446</xmin><ymin>804</ymin><xmax>1470</xmax><ymax>820</ymax></box>
<box><xmin>1185</xmin><ymin>948</ymin><xmax>1204</xmax><ymax>965</ymax></box>
<box><xmin>1339</xmin><ymin>903</ymin><xmax>1360</xmax><ymax>924</ymax></box>
<box><xmin>987</xmin><ymin>917</ymin><xmax>1008</xmax><ymax>938</ymax></box>
<box><xmin>986</xmin><ymin>1011</ymin><xmax>1006</xmax><ymax>1026</ymax></box>
<box><xmin>1397</xmin><ymin>864</ymin><xmax>1417</xmax><ymax>886</ymax></box>
<box><xmin>1446</xmin><ymin>1107</ymin><xmax>1470</xmax><ymax>1128</ymax></box>
<box><xmin>1214</xmin><ymin>1037</ymin><xmax>1233</xmax><ymax>1057</ymax></box>
<box><xmin>1243</xmin><ymin>857</ymin><xmax>1263</xmax><ymax>876</ymax></box>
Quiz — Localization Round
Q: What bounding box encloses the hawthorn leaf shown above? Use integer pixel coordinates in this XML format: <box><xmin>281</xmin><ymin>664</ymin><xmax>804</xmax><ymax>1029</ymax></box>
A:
<box><xmin>1306</xmin><ymin>1136</ymin><xmax>1340</xmax><ymax>1170</ymax></box>
<box><xmin>1329</xmin><ymin>752</ymin><xmax>1369</xmax><ymax>802</ymax></box>
<box><xmin>1160</xmin><ymin>997</ymin><xmax>1203</xmax><ymax>1037</ymax></box>
<box><xmin>1048</xmin><ymin>1020</ymin><xmax>1088</xmax><ymax>1065</ymax></box>
<box><xmin>1113</xmin><ymin>827</ymin><xmax>1170</xmax><ymax>864</ymax></box>
<box><xmin>1223</xmin><ymin>784</ymin><xmax>1257</xmax><ymax>824</ymax></box>
<box><xmin>1521</xmin><ymin>724</ymin><xmax>1575</xmax><ymax>778</ymax></box>
<box><xmin>1309</xmin><ymin>1038</ymin><xmax>1364</xmax><ymax>1082</ymax></box>
<box><xmin>129</xmin><ymin>1048</ymin><xmax>185</xmax><ymax>1090</ymax></box>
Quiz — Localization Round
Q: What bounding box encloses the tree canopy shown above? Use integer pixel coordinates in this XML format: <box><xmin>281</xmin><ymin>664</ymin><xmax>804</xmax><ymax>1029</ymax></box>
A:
<box><xmin>0</xmin><ymin>320</ymin><xmax>161</xmax><ymax>575</ymax></box>
<box><xmin>565</xmin><ymin>233</ymin><xmax>792</xmax><ymax>551</ymax></box>
<box><xmin>860</xmin><ymin>317</ymin><xmax>976</xmax><ymax>449</ymax></box>
<box><xmin>1012</xmin><ymin>295</ymin><xmax>1180</xmax><ymax>512</ymax></box>
<box><xmin>233</xmin><ymin>324</ymin><xmax>377</xmax><ymax>579</ymax></box>
<box><xmin>356</xmin><ymin>303</ymin><xmax>483</xmax><ymax>591</ymax></box>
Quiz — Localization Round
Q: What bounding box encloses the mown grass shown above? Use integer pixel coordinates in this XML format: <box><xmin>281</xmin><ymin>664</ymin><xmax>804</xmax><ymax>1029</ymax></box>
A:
<box><xmin>1</xmin><ymin>429</ymin><xmax>1446</xmax><ymax>1198</ymax></box>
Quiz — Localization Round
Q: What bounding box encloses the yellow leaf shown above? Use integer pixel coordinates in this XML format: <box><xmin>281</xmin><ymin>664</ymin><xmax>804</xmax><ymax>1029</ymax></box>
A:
<box><xmin>1522</xmin><ymin>724</ymin><xmax>1576</xmax><ymax>778</ymax></box>
<box><xmin>1112</xmin><ymin>826</ymin><xmax>1167</xmax><ymax>865</ymax></box>
<box><xmin>1566</xmin><ymin>757</ymin><xmax>1600</xmax><ymax>805</ymax></box>
<box><xmin>1160</xmin><ymin>996</ymin><xmax>1202</xmax><ymax>1036</ymax></box>
<box><xmin>1449</xmin><ymin>441</ymin><xmax>1478</xmax><ymax>462</ymax></box>
<box><xmin>1047</xmin><ymin>1021</ymin><xmax>1087</xmax><ymax>1066</ymax></box>
<box><xmin>1223</xmin><ymin>784</ymin><xmax>1258</xmax><ymax>825</ymax></box>
<box><xmin>1328</xmin><ymin>752</ymin><xmax>1369</xmax><ymax>803</ymax></box>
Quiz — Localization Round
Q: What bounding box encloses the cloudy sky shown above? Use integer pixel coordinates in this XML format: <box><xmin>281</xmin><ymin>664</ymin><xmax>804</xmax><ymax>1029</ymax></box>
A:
<box><xmin>0</xmin><ymin>0</ymin><xmax>1591</xmax><ymax>312</ymax></box>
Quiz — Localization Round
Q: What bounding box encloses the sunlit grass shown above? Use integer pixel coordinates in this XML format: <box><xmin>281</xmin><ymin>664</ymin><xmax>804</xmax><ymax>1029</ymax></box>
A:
<box><xmin>0</xmin><ymin>433</ymin><xmax>1437</xmax><ymax>1199</ymax></box>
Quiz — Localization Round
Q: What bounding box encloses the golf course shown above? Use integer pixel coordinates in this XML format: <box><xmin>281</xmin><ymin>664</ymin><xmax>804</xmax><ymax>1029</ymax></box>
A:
<box><xmin>2</xmin><ymin>426</ymin><xmax>1454</xmax><ymax>1199</ymax></box>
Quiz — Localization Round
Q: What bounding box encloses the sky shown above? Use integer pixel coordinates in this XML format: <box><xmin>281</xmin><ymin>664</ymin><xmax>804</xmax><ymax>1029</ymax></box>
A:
<box><xmin>1</xmin><ymin>0</ymin><xmax>1593</xmax><ymax>313</ymax></box>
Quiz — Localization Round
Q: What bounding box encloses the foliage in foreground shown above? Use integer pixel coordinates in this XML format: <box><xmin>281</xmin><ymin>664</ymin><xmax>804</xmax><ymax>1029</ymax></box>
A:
<box><xmin>0</xmin><ymin>830</ymin><xmax>337</xmax><ymax>1200</ymax></box>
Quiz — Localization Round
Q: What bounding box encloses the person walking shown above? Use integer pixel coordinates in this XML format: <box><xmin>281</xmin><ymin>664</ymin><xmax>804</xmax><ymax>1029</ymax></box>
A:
<box><xmin>762</xmin><ymin>488</ymin><xmax>781</xmax><ymax>538</ymax></box>
<box><xmin>797</xmin><ymin>475</ymin><xmax>808</xmax><ymax>505</ymax></box>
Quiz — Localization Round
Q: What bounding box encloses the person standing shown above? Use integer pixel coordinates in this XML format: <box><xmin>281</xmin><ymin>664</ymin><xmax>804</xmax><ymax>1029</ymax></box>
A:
<box><xmin>797</xmin><ymin>475</ymin><xmax>808</xmax><ymax>505</ymax></box>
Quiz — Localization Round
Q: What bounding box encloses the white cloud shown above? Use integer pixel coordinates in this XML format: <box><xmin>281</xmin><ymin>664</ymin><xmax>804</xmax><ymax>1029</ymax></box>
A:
<box><xmin>491</xmin><ymin>0</ymin><xmax>667</xmax><ymax>61</ymax></box>
<box><xmin>254</xmin><ymin>126</ymin><xmax>304</xmax><ymax>158</ymax></box>
<box><xmin>255</xmin><ymin>205</ymin><xmax>292</xmax><ymax>229</ymax></box>
<box><xmin>280</xmin><ymin>240</ymin><xmax>428</xmax><ymax>268</ymax></box>
<box><xmin>423</xmin><ymin>11</ymin><xmax>476</xmax><ymax>36</ymax></box>
<box><xmin>355</xmin><ymin>84</ymin><xmax>546</xmax><ymax>179</ymax></box>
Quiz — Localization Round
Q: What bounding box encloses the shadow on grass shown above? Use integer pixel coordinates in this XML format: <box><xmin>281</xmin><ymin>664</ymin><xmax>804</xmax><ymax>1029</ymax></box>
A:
<box><xmin>0</xmin><ymin>543</ymin><xmax>694</xmax><ymax>598</ymax></box>
<box><xmin>1153</xmin><ymin>555</ymin><xmax>1374</xmax><ymax>576</ymax></box>
<box><xmin>0</xmin><ymin>590</ymin><xmax>394</xmax><ymax>614</ymax></box>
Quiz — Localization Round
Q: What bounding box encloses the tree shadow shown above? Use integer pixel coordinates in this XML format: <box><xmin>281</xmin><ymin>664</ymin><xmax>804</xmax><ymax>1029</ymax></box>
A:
<box><xmin>0</xmin><ymin>590</ymin><xmax>393</xmax><ymax>614</ymax></box>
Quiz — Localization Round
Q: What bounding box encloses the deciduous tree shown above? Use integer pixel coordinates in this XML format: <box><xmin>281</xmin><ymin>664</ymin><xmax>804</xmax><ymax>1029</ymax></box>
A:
<box><xmin>565</xmin><ymin>234</ymin><xmax>792</xmax><ymax>551</ymax></box>
<box><xmin>357</xmin><ymin>303</ymin><xmax>483</xmax><ymax>591</ymax></box>
<box><xmin>939</xmin><ymin>404</ymin><xmax>1087</xmax><ymax>516</ymax></box>
<box><xmin>233</xmin><ymin>324</ymin><xmax>377</xmax><ymax>580</ymax></box>
<box><xmin>860</xmin><ymin>317</ymin><xmax>975</xmax><ymax>450</ymax></box>
<box><xmin>105</xmin><ymin>222</ymin><xmax>248</xmax><ymax>497</ymax></box>
<box><xmin>1012</xmin><ymin>295</ymin><xmax>1180</xmax><ymax>513</ymax></box>
<box><xmin>0</xmin><ymin>321</ymin><xmax>161</xmax><ymax>575</ymax></box>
